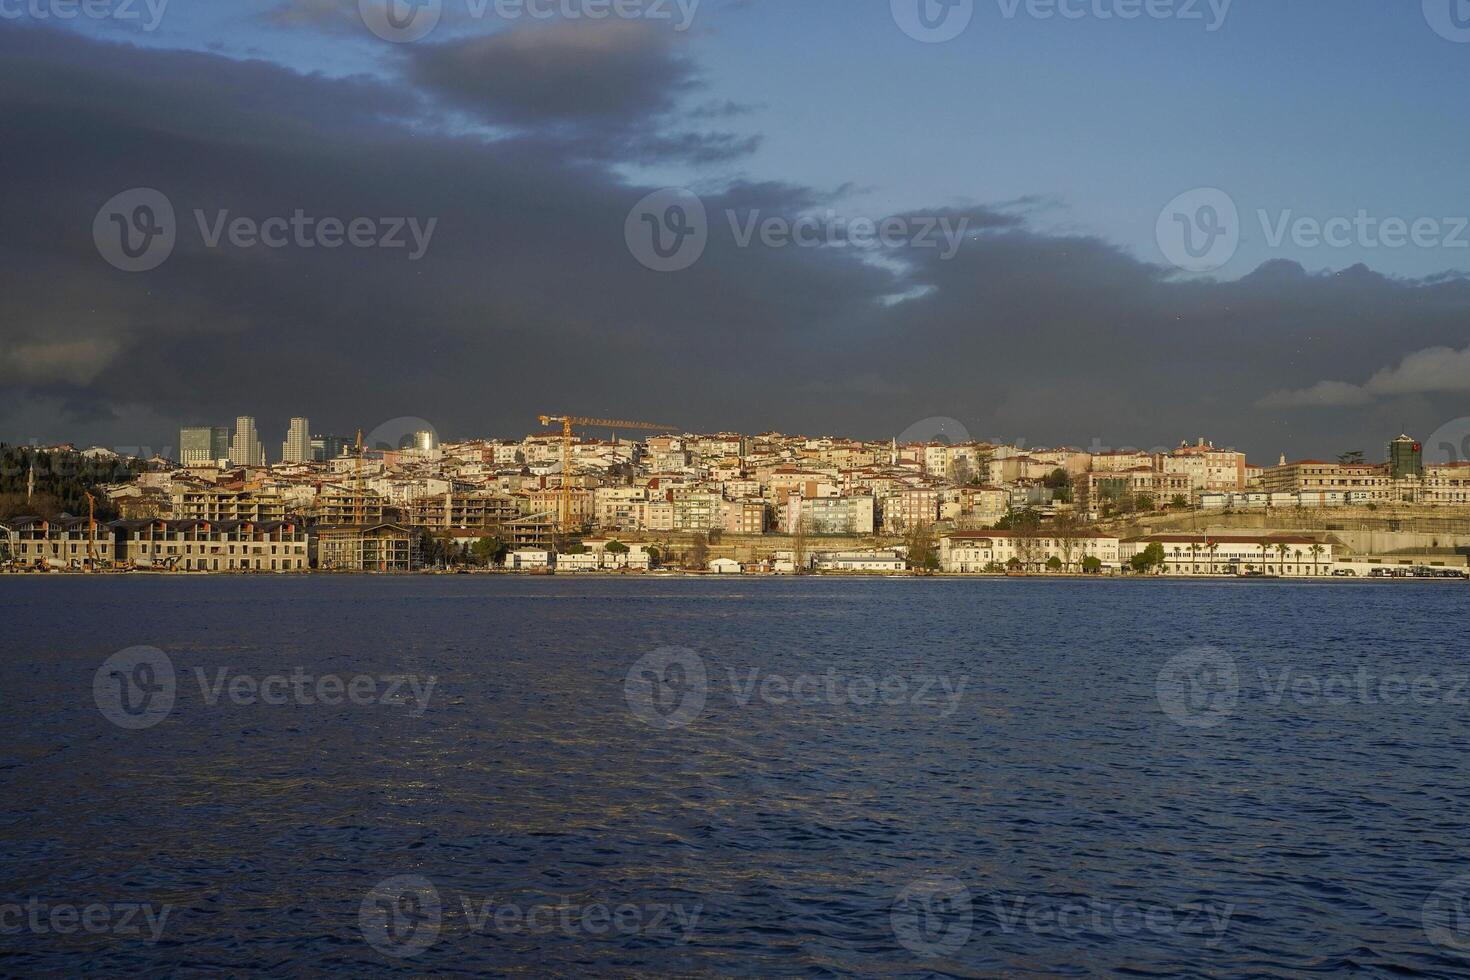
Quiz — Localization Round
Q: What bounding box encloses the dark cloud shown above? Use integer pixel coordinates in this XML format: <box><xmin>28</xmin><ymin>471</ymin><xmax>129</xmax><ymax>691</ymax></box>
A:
<box><xmin>2</xmin><ymin>22</ymin><xmax>1469</xmax><ymax>462</ymax></box>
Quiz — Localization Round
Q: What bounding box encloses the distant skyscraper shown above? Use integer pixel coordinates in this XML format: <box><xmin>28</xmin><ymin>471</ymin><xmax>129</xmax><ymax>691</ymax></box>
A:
<box><xmin>230</xmin><ymin>416</ymin><xmax>264</xmax><ymax>467</ymax></box>
<box><xmin>180</xmin><ymin>425</ymin><xmax>229</xmax><ymax>466</ymax></box>
<box><xmin>311</xmin><ymin>434</ymin><xmax>349</xmax><ymax>462</ymax></box>
<box><xmin>281</xmin><ymin>417</ymin><xmax>311</xmax><ymax>464</ymax></box>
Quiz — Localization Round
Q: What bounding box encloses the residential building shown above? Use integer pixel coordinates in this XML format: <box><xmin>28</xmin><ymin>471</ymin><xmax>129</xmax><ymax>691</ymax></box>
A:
<box><xmin>229</xmin><ymin>416</ymin><xmax>265</xmax><ymax>467</ymax></box>
<box><xmin>113</xmin><ymin>518</ymin><xmax>308</xmax><ymax>571</ymax></box>
<box><xmin>281</xmin><ymin>417</ymin><xmax>311</xmax><ymax>464</ymax></box>
<box><xmin>316</xmin><ymin>523</ymin><xmax>417</xmax><ymax>571</ymax></box>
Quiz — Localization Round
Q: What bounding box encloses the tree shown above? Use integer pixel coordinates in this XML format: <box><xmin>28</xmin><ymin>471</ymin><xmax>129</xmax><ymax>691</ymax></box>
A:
<box><xmin>605</xmin><ymin>540</ymin><xmax>629</xmax><ymax>555</ymax></box>
<box><xmin>1275</xmin><ymin>542</ymin><xmax>1290</xmax><ymax>575</ymax></box>
<box><xmin>1051</xmin><ymin>510</ymin><xmax>1084</xmax><ymax>571</ymax></box>
<box><xmin>1046</xmin><ymin>556</ymin><xmax>1063</xmax><ymax>572</ymax></box>
<box><xmin>1338</xmin><ymin>450</ymin><xmax>1365</xmax><ymax>466</ymax></box>
<box><xmin>471</xmin><ymin>535</ymin><xmax>506</xmax><ymax>566</ymax></box>
<box><xmin>1081</xmin><ymin>555</ymin><xmax>1103</xmax><ymax>574</ymax></box>
<box><xmin>689</xmin><ymin>533</ymin><xmax>710</xmax><ymax>569</ymax></box>
<box><xmin>1171</xmin><ymin>494</ymin><xmax>1189</xmax><ymax>510</ymax></box>
<box><xmin>904</xmin><ymin>523</ymin><xmax>937</xmax><ymax>572</ymax></box>
<box><xmin>1129</xmin><ymin>542</ymin><xmax>1166</xmax><ymax>574</ymax></box>
<box><xmin>1134</xmin><ymin>493</ymin><xmax>1156</xmax><ymax>512</ymax></box>
<box><xmin>1310</xmin><ymin>543</ymin><xmax>1325</xmax><ymax>576</ymax></box>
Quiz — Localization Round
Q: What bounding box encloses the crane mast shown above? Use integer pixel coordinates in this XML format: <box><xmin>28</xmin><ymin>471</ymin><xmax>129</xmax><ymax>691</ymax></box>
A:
<box><xmin>537</xmin><ymin>415</ymin><xmax>678</xmax><ymax>534</ymax></box>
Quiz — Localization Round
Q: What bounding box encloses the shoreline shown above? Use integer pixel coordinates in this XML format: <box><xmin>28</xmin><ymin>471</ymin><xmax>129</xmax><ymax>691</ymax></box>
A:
<box><xmin>3</xmin><ymin>569</ymin><xmax>1463</xmax><ymax>583</ymax></box>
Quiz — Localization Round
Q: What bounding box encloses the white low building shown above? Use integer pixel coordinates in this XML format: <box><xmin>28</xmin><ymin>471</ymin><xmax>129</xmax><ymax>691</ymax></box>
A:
<box><xmin>555</xmin><ymin>552</ymin><xmax>600</xmax><ymax>572</ymax></box>
<box><xmin>939</xmin><ymin>531</ymin><xmax>1120</xmax><ymax>572</ymax></box>
<box><xmin>1121</xmin><ymin>535</ymin><xmax>1334</xmax><ymax>575</ymax></box>
<box><xmin>812</xmin><ymin>550</ymin><xmax>907</xmax><ymax>573</ymax></box>
<box><xmin>507</xmin><ymin>549</ymin><xmax>550</xmax><ymax>570</ymax></box>
<box><xmin>708</xmin><ymin>557</ymin><xmax>742</xmax><ymax>574</ymax></box>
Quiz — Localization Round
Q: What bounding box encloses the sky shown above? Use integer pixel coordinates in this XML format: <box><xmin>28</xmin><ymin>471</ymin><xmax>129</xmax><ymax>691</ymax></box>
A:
<box><xmin>1</xmin><ymin>0</ymin><xmax>1469</xmax><ymax>462</ymax></box>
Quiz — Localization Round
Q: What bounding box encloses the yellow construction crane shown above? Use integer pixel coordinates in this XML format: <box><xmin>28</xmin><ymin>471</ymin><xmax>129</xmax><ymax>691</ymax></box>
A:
<box><xmin>538</xmin><ymin>415</ymin><xmax>678</xmax><ymax>532</ymax></box>
<box><xmin>353</xmin><ymin>428</ymin><xmax>365</xmax><ymax>526</ymax></box>
<box><xmin>84</xmin><ymin>491</ymin><xmax>99</xmax><ymax>570</ymax></box>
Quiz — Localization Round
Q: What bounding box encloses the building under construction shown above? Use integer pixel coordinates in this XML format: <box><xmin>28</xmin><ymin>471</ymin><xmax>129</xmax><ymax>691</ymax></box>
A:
<box><xmin>315</xmin><ymin>522</ymin><xmax>418</xmax><ymax>572</ymax></box>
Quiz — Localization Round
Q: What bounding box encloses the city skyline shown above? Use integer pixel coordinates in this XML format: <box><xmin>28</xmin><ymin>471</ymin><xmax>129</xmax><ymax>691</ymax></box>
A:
<box><xmin>2</xmin><ymin>4</ymin><xmax>1469</xmax><ymax>461</ymax></box>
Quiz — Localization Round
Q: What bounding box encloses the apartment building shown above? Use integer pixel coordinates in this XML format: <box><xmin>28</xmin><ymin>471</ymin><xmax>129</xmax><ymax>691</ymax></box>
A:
<box><xmin>782</xmin><ymin>494</ymin><xmax>877</xmax><ymax>535</ymax></box>
<box><xmin>316</xmin><ymin>523</ymin><xmax>417</xmax><ymax>571</ymax></box>
<box><xmin>722</xmin><ymin>498</ymin><xmax>767</xmax><ymax>535</ymax></box>
<box><xmin>6</xmin><ymin>516</ymin><xmax>116</xmax><ymax>568</ymax></box>
<box><xmin>1162</xmin><ymin>439</ymin><xmax>1247</xmax><ymax>491</ymax></box>
<box><xmin>171</xmin><ymin>485</ymin><xmax>289</xmax><ymax>522</ymax></box>
<box><xmin>114</xmin><ymin>518</ymin><xmax>308</xmax><ymax>571</ymax></box>
<box><xmin>1075</xmin><ymin>469</ymin><xmax>1193</xmax><ymax>518</ymax></box>
<box><xmin>882</xmin><ymin>487</ymin><xmax>943</xmax><ymax>532</ymax></box>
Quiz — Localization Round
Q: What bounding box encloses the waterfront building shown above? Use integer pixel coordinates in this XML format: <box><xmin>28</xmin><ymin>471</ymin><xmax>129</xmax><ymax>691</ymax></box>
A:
<box><xmin>112</xmin><ymin>518</ymin><xmax>308</xmax><ymax>571</ymax></box>
<box><xmin>5</xmin><ymin>516</ymin><xmax>115</xmax><ymax>568</ymax></box>
<box><xmin>315</xmin><ymin>523</ymin><xmax>417</xmax><ymax>571</ymax></box>
<box><xmin>939</xmin><ymin>530</ymin><xmax>1121</xmax><ymax>572</ymax></box>
<box><xmin>1120</xmin><ymin>534</ymin><xmax>1333</xmax><ymax>576</ymax></box>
